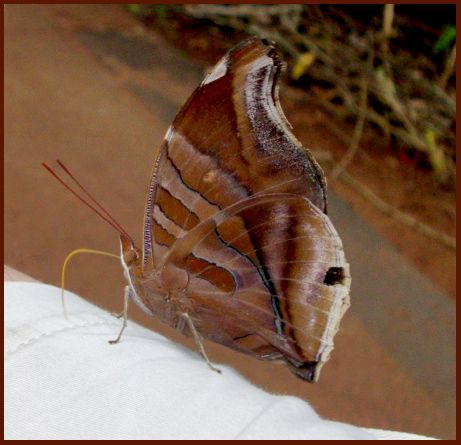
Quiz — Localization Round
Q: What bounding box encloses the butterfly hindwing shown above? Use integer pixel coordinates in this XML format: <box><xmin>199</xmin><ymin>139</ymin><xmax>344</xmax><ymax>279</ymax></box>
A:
<box><xmin>161</xmin><ymin>193</ymin><xmax>350</xmax><ymax>381</ymax></box>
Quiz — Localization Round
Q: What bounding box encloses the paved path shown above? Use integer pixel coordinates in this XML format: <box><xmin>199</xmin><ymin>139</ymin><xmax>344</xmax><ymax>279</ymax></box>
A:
<box><xmin>4</xmin><ymin>5</ymin><xmax>455</xmax><ymax>438</ymax></box>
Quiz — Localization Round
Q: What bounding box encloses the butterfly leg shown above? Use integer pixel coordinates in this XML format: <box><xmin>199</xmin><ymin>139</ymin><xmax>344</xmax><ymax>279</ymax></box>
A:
<box><xmin>108</xmin><ymin>286</ymin><xmax>130</xmax><ymax>345</ymax></box>
<box><xmin>181</xmin><ymin>312</ymin><xmax>222</xmax><ymax>374</ymax></box>
<box><xmin>110</xmin><ymin>270</ymin><xmax>131</xmax><ymax>318</ymax></box>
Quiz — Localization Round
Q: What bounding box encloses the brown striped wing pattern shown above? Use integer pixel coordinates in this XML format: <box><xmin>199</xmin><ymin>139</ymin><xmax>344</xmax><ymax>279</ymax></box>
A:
<box><xmin>131</xmin><ymin>38</ymin><xmax>350</xmax><ymax>382</ymax></box>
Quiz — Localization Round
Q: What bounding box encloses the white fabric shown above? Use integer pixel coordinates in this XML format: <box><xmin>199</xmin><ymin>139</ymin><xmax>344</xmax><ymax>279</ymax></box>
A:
<box><xmin>4</xmin><ymin>282</ymin><xmax>436</xmax><ymax>440</ymax></box>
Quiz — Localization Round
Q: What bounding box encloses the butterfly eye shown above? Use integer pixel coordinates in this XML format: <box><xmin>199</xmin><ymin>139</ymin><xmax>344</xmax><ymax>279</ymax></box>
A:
<box><xmin>323</xmin><ymin>267</ymin><xmax>345</xmax><ymax>286</ymax></box>
<box><xmin>123</xmin><ymin>249</ymin><xmax>138</xmax><ymax>267</ymax></box>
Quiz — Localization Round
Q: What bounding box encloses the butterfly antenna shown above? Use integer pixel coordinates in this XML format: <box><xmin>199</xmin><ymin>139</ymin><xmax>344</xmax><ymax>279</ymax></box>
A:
<box><xmin>54</xmin><ymin>160</ymin><xmax>131</xmax><ymax>236</ymax></box>
<box><xmin>42</xmin><ymin>161</ymin><xmax>131</xmax><ymax>239</ymax></box>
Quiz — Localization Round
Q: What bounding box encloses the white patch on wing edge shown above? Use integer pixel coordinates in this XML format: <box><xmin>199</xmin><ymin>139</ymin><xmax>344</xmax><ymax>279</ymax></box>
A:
<box><xmin>164</xmin><ymin>125</ymin><xmax>174</xmax><ymax>143</ymax></box>
<box><xmin>202</xmin><ymin>57</ymin><xmax>228</xmax><ymax>85</ymax></box>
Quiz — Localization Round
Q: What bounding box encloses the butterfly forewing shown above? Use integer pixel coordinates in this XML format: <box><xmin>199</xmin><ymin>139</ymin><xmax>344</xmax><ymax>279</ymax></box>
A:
<box><xmin>143</xmin><ymin>38</ymin><xmax>327</xmax><ymax>269</ymax></box>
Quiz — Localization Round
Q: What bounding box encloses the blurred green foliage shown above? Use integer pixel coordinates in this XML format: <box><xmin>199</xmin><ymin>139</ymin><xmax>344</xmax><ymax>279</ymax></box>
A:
<box><xmin>434</xmin><ymin>25</ymin><xmax>456</xmax><ymax>53</ymax></box>
<box><xmin>125</xmin><ymin>4</ymin><xmax>142</xmax><ymax>16</ymax></box>
<box><xmin>153</xmin><ymin>5</ymin><xmax>168</xmax><ymax>20</ymax></box>
<box><xmin>125</xmin><ymin>4</ymin><xmax>168</xmax><ymax>20</ymax></box>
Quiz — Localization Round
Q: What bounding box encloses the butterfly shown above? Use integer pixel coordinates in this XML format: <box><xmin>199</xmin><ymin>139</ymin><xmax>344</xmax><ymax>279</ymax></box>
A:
<box><xmin>46</xmin><ymin>37</ymin><xmax>350</xmax><ymax>382</ymax></box>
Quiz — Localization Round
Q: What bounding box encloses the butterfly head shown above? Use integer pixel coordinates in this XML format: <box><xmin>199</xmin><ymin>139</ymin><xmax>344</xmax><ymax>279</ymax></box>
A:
<box><xmin>119</xmin><ymin>234</ymin><xmax>141</xmax><ymax>270</ymax></box>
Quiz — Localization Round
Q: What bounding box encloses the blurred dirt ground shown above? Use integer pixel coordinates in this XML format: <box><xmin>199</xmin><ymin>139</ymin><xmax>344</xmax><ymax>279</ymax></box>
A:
<box><xmin>4</xmin><ymin>5</ymin><xmax>456</xmax><ymax>439</ymax></box>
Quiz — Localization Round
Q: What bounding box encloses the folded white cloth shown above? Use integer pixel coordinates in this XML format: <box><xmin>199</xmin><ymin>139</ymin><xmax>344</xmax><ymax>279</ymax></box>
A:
<box><xmin>4</xmin><ymin>282</ymin><xmax>435</xmax><ymax>440</ymax></box>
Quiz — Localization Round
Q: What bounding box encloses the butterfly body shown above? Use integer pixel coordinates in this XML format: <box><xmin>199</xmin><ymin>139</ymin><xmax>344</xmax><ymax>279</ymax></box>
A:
<box><xmin>122</xmin><ymin>38</ymin><xmax>350</xmax><ymax>382</ymax></box>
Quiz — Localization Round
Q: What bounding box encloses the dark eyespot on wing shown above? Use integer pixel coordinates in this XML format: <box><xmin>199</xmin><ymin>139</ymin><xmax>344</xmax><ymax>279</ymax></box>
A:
<box><xmin>323</xmin><ymin>267</ymin><xmax>345</xmax><ymax>286</ymax></box>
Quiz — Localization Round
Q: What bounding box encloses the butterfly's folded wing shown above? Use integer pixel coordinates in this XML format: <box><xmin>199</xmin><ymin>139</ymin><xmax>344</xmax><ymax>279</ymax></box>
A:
<box><xmin>141</xmin><ymin>38</ymin><xmax>350</xmax><ymax>381</ymax></box>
